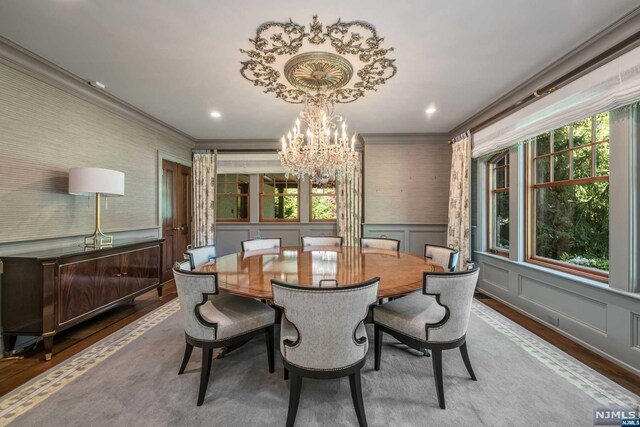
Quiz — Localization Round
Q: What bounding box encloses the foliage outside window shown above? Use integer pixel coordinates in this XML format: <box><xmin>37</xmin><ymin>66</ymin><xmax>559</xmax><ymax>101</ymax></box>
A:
<box><xmin>310</xmin><ymin>182</ymin><xmax>337</xmax><ymax>221</ymax></box>
<box><xmin>529</xmin><ymin>112</ymin><xmax>610</xmax><ymax>277</ymax></box>
<box><xmin>216</xmin><ymin>174</ymin><xmax>249</xmax><ymax>221</ymax></box>
<box><xmin>260</xmin><ymin>174</ymin><xmax>299</xmax><ymax>221</ymax></box>
<box><xmin>488</xmin><ymin>152</ymin><xmax>509</xmax><ymax>254</ymax></box>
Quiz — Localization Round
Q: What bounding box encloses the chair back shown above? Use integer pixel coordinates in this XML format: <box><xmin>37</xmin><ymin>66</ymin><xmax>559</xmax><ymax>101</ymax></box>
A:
<box><xmin>272</xmin><ymin>278</ymin><xmax>379</xmax><ymax>371</ymax></box>
<box><xmin>425</xmin><ymin>244</ymin><xmax>459</xmax><ymax>272</ymax></box>
<box><xmin>172</xmin><ymin>263</ymin><xmax>218</xmax><ymax>341</ymax></box>
<box><xmin>360</xmin><ymin>237</ymin><xmax>400</xmax><ymax>251</ymax></box>
<box><xmin>185</xmin><ymin>244</ymin><xmax>216</xmax><ymax>270</ymax></box>
<box><xmin>241</xmin><ymin>237</ymin><xmax>282</xmax><ymax>252</ymax></box>
<box><xmin>422</xmin><ymin>268</ymin><xmax>479</xmax><ymax>343</ymax></box>
<box><xmin>176</xmin><ymin>259</ymin><xmax>192</xmax><ymax>271</ymax></box>
<box><xmin>301</xmin><ymin>236</ymin><xmax>343</xmax><ymax>247</ymax></box>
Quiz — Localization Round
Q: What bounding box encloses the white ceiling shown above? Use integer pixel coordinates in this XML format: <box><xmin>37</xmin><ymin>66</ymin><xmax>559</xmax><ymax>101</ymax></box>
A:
<box><xmin>0</xmin><ymin>0</ymin><xmax>637</xmax><ymax>140</ymax></box>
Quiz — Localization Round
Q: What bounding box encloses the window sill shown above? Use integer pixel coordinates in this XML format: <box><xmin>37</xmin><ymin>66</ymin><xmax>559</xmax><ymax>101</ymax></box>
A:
<box><xmin>474</xmin><ymin>250</ymin><xmax>610</xmax><ymax>291</ymax></box>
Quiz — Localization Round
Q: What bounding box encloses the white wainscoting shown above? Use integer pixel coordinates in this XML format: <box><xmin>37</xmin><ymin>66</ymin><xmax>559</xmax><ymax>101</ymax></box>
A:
<box><xmin>362</xmin><ymin>224</ymin><xmax>448</xmax><ymax>256</ymax></box>
<box><xmin>216</xmin><ymin>223</ymin><xmax>338</xmax><ymax>257</ymax></box>
<box><xmin>475</xmin><ymin>251</ymin><xmax>640</xmax><ymax>375</ymax></box>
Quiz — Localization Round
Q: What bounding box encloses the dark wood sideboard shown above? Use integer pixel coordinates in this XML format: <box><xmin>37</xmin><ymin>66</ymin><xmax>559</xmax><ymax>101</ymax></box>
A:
<box><xmin>1</xmin><ymin>238</ymin><xmax>164</xmax><ymax>360</ymax></box>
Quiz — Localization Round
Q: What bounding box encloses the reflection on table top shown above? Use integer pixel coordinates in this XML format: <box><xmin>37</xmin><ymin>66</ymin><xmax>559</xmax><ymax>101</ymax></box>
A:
<box><xmin>197</xmin><ymin>246</ymin><xmax>444</xmax><ymax>299</ymax></box>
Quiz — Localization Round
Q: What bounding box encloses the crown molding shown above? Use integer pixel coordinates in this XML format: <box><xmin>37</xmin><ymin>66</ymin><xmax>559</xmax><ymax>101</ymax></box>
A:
<box><xmin>0</xmin><ymin>35</ymin><xmax>195</xmax><ymax>147</ymax></box>
<box><xmin>360</xmin><ymin>133</ymin><xmax>448</xmax><ymax>145</ymax></box>
<box><xmin>194</xmin><ymin>139</ymin><xmax>279</xmax><ymax>151</ymax></box>
<box><xmin>449</xmin><ymin>6</ymin><xmax>640</xmax><ymax>138</ymax></box>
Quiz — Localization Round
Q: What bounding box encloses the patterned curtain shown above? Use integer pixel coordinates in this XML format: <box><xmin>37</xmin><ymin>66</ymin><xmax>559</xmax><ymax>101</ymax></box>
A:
<box><xmin>336</xmin><ymin>153</ymin><xmax>363</xmax><ymax>246</ymax></box>
<box><xmin>192</xmin><ymin>151</ymin><xmax>216</xmax><ymax>247</ymax></box>
<box><xmin>447</xmin><ymin>132</ymin><xmax>471</xmax><ymax>270</ymax></box>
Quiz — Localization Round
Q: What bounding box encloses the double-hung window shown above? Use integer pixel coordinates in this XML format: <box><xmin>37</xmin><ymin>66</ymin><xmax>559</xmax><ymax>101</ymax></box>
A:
<box><xmin>216</xmin><ymin>174</ymin><xmax>249</xmax><ymax>222</ymax></box>
<box><xmin>310</xmin><ymin>182</ymin><xmax>337</xmax><ymax>222</ymax></box>
<box><xmin>260</xmin><ymin>174</ymin><xmax>299</xmax><ymax>221</ymax></box>
<box><xmin>488</xmin><ymin>152</ymin><xmax>509</xmax><ymax>254</ymax></box>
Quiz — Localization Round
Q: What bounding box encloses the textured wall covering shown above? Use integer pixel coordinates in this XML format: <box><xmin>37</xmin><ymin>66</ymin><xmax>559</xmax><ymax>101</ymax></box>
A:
<box><xmin>0</xmin><ymin>63</ymin><xmax>191</xmax><ymax>243</ymax></box>
<box><xmin>364</xmin><ymin>142</ymin><xmax>451</xmax><ymax>224</ymax></box>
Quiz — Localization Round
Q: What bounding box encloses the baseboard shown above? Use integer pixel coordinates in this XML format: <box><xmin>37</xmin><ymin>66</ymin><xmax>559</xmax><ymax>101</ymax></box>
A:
<box><xmin>475</xmin><ymin>287</ymin><xmax>640</xmax><ymax>377</ymax></box>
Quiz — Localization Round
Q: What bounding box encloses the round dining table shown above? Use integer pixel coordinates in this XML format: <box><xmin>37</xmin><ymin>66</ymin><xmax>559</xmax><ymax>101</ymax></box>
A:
<box><xmin>197</xmin><ymin>246</ymin><xmax>444</xmax><ymax>299</ymax></box>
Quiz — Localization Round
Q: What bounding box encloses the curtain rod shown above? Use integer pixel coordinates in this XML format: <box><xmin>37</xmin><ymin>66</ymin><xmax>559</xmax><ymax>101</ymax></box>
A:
<box><xmin>448</xmin><ymin>130</ymin><xmax>470</xmax><ymax>145</ymax></box>
<box><xmin>460</xmin><ymin>28</ymin><xmax>640</xmax><ymax>137</ymax></box>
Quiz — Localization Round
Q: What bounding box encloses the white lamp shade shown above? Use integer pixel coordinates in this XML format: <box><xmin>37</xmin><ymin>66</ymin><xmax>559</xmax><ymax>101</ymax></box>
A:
<box><xmin>68</xmin><ymin>167</ymin><xmax>125</xmax><ymax>197</ymax></box>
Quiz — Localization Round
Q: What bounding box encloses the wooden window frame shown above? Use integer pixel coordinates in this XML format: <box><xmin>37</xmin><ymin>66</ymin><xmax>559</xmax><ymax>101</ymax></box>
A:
<box><xmin>216</xmin><ymin>174</ymin><xmax>250</xmax><ymax>223</ymax></box>
<box><xmin>309</xmin><ymin>181</ymin><xmax>337</xmax><ymax>223</ymax></box>
<box><xmin>526</xmin><ymin>114</ymin><xmax>610</xmax><ymax>283</ymax></box>
<box><xmin>486</xmin><ymin>152</ymin><xmax>510</xmax><ymax>256</ymax></box>
<box><xmin>259</xmin><ymin>174</ymin><xmax>300</xmax><ymax>222</ymax></box>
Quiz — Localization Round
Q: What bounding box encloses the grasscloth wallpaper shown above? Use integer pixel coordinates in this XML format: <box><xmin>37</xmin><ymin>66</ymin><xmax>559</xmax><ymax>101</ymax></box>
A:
<box><xmin>0</xmin><ymin>63</ymin><xmax>191</xmax><ymax>244</ymax></box>
<box><xmin>364</xmin><ymin>141</ymin><xmax>451</xmax><ymax>224</ymax></box>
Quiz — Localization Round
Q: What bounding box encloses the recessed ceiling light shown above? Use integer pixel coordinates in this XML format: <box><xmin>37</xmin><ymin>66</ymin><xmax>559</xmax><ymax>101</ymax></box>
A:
<box><xmin>88</xmin><ymin>81</ymin><xmax>106</xmax><ymax>89</ymax></box>
<box><xmin>210</xmin><ymin>111</ymin><xmax>222</xmax><ymax>118</ymax></box>
<box><xmin>426</xmin><ymin>107</ymin><xmax>437</xmax><ymax>114</ymax></box>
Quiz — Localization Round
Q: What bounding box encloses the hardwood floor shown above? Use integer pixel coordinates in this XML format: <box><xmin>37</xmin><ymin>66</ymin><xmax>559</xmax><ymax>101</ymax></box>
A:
<box><xmin>0</xmin><ymin>284</ymin><xmax>637</xmax><ymax>398</ymax></box>
<box><xmin>0</xmin><ymin>281</ymin><xmax>178</xmax><ymax>398</ymax></box>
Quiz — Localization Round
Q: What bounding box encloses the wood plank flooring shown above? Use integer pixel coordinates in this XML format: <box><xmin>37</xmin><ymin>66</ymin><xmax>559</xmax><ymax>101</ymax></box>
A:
<box><xmin>0</xmin><ymin>284</ymin><xmax>637</xmax><ymax>398</ymax></box>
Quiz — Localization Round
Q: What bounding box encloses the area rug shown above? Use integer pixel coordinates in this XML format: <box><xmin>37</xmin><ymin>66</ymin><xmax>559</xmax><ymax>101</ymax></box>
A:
<box><xmin>0</xmin><ymin>299</ymin><xmax>637</xmax><ymax>427</ymax></box>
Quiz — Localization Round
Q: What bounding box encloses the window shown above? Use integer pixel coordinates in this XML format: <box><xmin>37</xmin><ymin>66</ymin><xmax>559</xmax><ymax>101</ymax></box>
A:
<box><xmin>260</xmin><ymin>174</ymin><xmax>299</xmax><ymax>221</ymax></box>
<box><xmin>528</xmin><ymin>112</ymin><xmax>610</xmax><ymax>278</ymax></box>
<box><xmin>310</xmin><ymin>182</ymin><xmax>337</xmax><ymax>221</ymax></box>
<box><xmin>488</xmin><ymin>152</ymin><xmax>509</xmax><ymax>254</ymax></box>
<box><xmin>216</xmin><ymin>174</ymin><xmax>249</xmax><ymax>221</ymax></box>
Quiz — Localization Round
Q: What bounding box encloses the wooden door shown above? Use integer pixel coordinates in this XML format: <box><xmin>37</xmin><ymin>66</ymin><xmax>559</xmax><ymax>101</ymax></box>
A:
<box><xmin>161</xmin><ymin>159</ymin><xmax>192</xmax><ymax>282</ymax></box>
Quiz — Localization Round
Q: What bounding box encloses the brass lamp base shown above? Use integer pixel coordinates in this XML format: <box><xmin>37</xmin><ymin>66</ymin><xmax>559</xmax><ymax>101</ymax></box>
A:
<box><xmin>81</xmin><ymin>192</ymin><xmax>114</xmax><ymax>248</ymax></box>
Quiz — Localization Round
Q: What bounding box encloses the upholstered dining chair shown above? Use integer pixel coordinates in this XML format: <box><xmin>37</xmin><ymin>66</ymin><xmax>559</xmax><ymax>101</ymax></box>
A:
<box><xmin>271</xmin><ymin>278</ymin><xmax>379</xmax><ymax>427</ymax></box>
<box><xmin>360</xmin><ymin>237</ymin><xmax>400</xmax><ymax>251</ymax></box>
<box><xmin>372</xmin><ymin>268</ymin><xmax>480</xmax><ymax>409</ymax></box>
<box><xmin>185</xmin><ymin>244</ymin><xmax>216</xmax><ymax>270</ymax></box>
<box><xmin>172</xmin><ymin>264</ymin><xmax>275</xmax><ymax>406</ymax></box>
<box><xmin>301</xmin><ymin>235</ymin><xmax>343</xmax><ymax>247</ymax></box>
<box><xmin>424</xmin><ymin>244</ymin><xmax>459</xmax><ymax>272</ymax></box>
<box><xmin>241</xmin><ymin>237</ymin><xmax>282</xmax><ymax>252</ymax></box>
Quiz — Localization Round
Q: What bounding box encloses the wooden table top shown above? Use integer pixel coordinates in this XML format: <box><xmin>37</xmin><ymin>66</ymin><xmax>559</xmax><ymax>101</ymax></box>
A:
<box><xmin>197</xmin><ymin>246</ymin><xmax>444</xmax><ymax>299</ymax></box>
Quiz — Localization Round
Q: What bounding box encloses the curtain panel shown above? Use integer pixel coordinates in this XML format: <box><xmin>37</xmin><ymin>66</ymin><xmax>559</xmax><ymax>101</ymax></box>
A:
<box><xmin>192</xmin><ymin>151</ymin><xmax>216</xmax><ymax>247</ymax></box>
<box><xmin>447</xmin><ymin>133</ymin><xmax>471</xmax><ymax>270</ymax></box>
<box><xmin>337</xmin><ymin>153</ymin><xmax>363</xmax><ymax>246</ymax></box>
<box><xmin>473</xmin><ymin>44</ymin><xmax>640</xmax><ymax>158</ymax></box>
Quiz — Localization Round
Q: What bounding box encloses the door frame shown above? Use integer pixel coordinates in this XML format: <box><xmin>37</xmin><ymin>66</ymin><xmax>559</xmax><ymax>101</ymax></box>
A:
<box><xmin>157</xmin><ymin>150</ymin><xmax>192</xmax><ymax>239</ymax></box>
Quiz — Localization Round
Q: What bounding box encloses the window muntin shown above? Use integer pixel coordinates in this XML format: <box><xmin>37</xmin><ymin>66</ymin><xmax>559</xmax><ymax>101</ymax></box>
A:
<box><xmin>310</xmin><ymin>182</ymin><xmax>337</xmax><ymax>221</ymax></box>
<box><xmin>260</xmin><ymin>174</ymin><xmax>299</xmax><ymax>221</ymax></box>
<box><xmin>488</xmin><ymin>152</ymin><xmax>509</xmax><ymax>253</ymax></box>
<box><xmin>216</xmin><ymin>174</ymin><xmax>249</xmax><ymax>221</ymax></box>
<box><xmin>529</xmin><ymin>112</ymin><xmax>610</xmax><ymax>276</ymax></box>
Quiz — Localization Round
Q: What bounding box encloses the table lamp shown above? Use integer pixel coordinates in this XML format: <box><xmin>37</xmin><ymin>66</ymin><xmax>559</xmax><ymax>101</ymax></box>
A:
<box><xmin>69</xmin><ymin>167</ymin><xmax>125</xmax><ymax>248</ymax></box>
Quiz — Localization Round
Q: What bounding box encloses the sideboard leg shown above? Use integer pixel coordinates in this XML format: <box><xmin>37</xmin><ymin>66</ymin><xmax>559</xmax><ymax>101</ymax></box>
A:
<box><xmin>2</xmin><ymin>335</ymin><xmax>17</xmax><ymax>354</ymax></box>
<box><xmin>157</xmin><ymin>285</ymin><xmax>163</xmax><ymax>299</ymax></box>
<box><xmin>43</xmin><ymin>336</ymin><xmax>54</xmax><ymax>361</ymax></box>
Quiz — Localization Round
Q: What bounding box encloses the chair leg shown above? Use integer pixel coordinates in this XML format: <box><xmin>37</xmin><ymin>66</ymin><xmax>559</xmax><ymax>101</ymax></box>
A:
<box><xmin>431</xmin><ymin>348</ymin><xmax>445</xmax><ymax>409</ymax></box>
<box><xmin>284</xmin><ymin>368</ymin><xmax>289</xmax><ymax>380</ymax></box>
<box><xmin>178</xmin><ymin>342</ymin><xmax>194</xmax><ymax>375</ymax></box>
<box><xmin>285</xmin><ymin>372</ymin><xmax>303</xmax><ymax>427</ymax></box>
<box><xmin>349</xmin><ymin>370</ymin><xmax>368</xmax><ymax>427</ymax></box>
<box><xmin>374</xmin><ymin>325</ymin><xmax>382</xmax><ymax>371</ymax></box>
<box><xmin>265</xmin><ymin>325</ymin><xmax>275</xmax><ymax>373</ymax></box>
<box><xmin>197</xmin><ymin>346</ymin><xmax>214</xmax><ymax>406</ymax></box>
<box><xmin>459</xmin><ymin>342</ymin><xmax>477</xmax><ymax>381</ymax></box>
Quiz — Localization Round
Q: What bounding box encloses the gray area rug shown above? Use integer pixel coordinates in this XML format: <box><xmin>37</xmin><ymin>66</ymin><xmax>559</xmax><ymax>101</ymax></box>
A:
<box><xmin>1</xmin><ymin>300</ymin><xmax>637</xmax><ymax>427</ymax></box>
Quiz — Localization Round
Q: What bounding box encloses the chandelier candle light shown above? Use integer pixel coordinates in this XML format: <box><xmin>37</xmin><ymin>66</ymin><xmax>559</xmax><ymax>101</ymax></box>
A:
<box><xmin>280</xmin><ymin>94</ymin><xmax>357</xmax><ymax>184</ymax></box>
<box><xmin>240</xmin><ymin>15</ymin><xmax>397</xmax><ymax>183</ymax></box>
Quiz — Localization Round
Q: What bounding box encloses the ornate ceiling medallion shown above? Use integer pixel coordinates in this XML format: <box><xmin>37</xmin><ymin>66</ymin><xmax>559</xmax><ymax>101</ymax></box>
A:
<box><xmin>240</xmin><ymin>15</ymin><xmax>397</xmax><ymax>104</ymax></box>
<box><xmin>284</xmin><ymin>52</ymin><xmax>353</xmax><ymax>92</ymax></box>
<box><xmin>239</xmin><ymin>16</ymin><xmax>397</xmax><ymax>183</ymax></box>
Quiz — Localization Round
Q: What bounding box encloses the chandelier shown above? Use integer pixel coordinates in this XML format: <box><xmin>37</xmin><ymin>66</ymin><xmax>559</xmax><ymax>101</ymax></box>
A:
<box><xmin>240</xmin><ymin>16</ymin><xmax>397</xmax><ymax>183</ymax></box>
